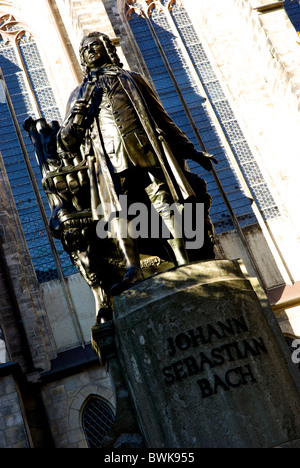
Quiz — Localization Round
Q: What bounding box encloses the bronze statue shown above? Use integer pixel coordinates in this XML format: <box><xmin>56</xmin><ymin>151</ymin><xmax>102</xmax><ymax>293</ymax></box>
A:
<box><xmin>24</xmin><ymin>32</ymin><xmax>217</xmax><ymax>324</ymax></box>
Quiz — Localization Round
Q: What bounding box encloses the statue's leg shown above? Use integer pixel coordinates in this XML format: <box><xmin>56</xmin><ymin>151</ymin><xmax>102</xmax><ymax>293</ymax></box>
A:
<box><xmin>70</xmin><ymin>245</ymin><xmax>113</xmax><ymax>323</ymax></box>
<box><xmin>92</xmin><ymin>285</ymin><xmax>113</xmax><ymax>324</ymax></box>
<box><xmin>145</xmin><ymin>171</ymin><xmax>189</xmax><ymax>266</ymax></box>
<box><xmin>109</xmin><ymin>217</ymin><xmax>144</xmax><ymax>296</ymax></box>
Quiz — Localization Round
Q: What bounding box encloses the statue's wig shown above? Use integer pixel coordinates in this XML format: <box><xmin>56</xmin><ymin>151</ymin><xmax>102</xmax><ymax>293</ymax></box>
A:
<box><xmin>79</xmin><ymin>32</ymin><xmax>123</xmax><ymax>75</ymax></box>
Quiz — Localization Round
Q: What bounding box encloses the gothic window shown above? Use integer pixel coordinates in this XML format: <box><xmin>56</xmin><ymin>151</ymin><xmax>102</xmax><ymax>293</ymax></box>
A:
<box><xmin>0</xmin><ymin>14</ymin><xmax>76</xmax><ymax>282</ymax></box>
<box><xmin>125</xmin><ymin>0</ymin><xmax>280</xmax><ymax>234</ymax></box>
<box><xmin>82</xmin><ymin>396</ymin><xmax>115</xmax><ymax>448</ymax></box>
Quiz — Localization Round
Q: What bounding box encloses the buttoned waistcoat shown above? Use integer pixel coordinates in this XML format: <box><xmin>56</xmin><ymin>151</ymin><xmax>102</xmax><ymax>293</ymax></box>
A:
<box><xmin>59</xmin><ymin>67</ymin><xmax>197</xmax><ymax>204</ymax></box>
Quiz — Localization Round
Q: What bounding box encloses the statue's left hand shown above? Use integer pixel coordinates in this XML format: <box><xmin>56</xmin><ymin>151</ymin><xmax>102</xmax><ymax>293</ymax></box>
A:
<box><xmin>191</xmin><ymin>151</ymin><xmax>218</xmax><ymax>171</ymax></box>
<box><xmin>49</xmin><ymin>214</ymin><xmax>61</xmax><ymax>239</ymax></box>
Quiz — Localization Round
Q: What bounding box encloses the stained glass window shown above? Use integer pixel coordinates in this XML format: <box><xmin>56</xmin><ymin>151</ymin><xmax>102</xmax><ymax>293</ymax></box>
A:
<box><xmin>0</xmin><ymin>14</ymin><xmax>76</xmax><ymax>282</ymax></box>
<box><xmin>284</xmin><ymin>0</ymin><xmax>300</xmax><ymax>31</ymax></box>
<box><xmin>125</xmin><ymin>0</ymin><xmax>280</xmax><ymax>234</ymax></box>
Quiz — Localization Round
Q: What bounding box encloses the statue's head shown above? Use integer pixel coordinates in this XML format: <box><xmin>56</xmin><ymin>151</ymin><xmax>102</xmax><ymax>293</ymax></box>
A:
<box><xmin>79</xmin><ymin>32</ymin><xmax>123</xmax><ymax>75</ymax></box>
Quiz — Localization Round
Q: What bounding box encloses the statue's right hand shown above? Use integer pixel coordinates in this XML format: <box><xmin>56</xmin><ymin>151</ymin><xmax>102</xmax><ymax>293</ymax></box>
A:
<box><xmin>72</xmin><ymin>98</ymin><xmax>89</xmax><ymax>117</ymax></box>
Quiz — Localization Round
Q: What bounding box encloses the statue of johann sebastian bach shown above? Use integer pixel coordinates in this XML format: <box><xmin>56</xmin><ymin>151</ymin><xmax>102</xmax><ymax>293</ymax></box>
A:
<box><xmin>25</xmin><ymin>32</ymin><xmax>217</xmax><ymax>323</ymax></box>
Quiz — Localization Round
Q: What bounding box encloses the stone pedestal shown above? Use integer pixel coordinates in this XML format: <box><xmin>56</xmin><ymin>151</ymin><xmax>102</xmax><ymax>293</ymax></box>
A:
<box><xmin>91</xmin><ymin>321</ymin><xmax>144</xmax><ymax>448</ymax></box>
<box><xmin>113</xmin><ymin>260</ymin><xmax>300</xmax><ymax>448</ymax></box>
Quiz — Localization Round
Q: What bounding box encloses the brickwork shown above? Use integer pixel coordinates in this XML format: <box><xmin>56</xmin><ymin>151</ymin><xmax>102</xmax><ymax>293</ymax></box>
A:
<box><xmin>0</xmin><ymin>155</ymin><xmax>56</xmax><ymax>373</ymax></box>
<box><xmin>41</xmin><ymin>365</ymin><xmax>114</xmax><ymax>448</ymax></box>
<box><xmin>235</xmin><ymin>0</ymin><xmax>300</xmax><ymax>113</ymax></box>
<box><xmin>0</xmin><ymin>372</ymin><xmax>30</xmax><ymax>448</ymax></box>
<box><xmin>183</xmin><ymin>0</ymin><xmax>300</xmax><ymax>283</ymax></box>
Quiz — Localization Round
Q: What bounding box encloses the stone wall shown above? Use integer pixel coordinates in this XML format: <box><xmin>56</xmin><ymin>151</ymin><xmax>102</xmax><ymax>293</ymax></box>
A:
<box><xmin>0</xmin><ymin>156</ymin><xmax>56</xmax><ymax>373</ymax></box>
<box><xmin>0</xmin><ymin>368</ymin><xmax>31</xmax><ymax>448</ymax></box>
<box><xmin>40</xmin><ymin>274</ymin><xmax>95</xmax><ymax>352</ymax></box>
<box><xmin>183</xmin><ymin>0</ymin><xmax>300</xmax><ymax>285</ymax></box>
<box><xmin>41</xmin><ymin>364</ymin><xmax>114</xmax><ymax>448</ymax></box>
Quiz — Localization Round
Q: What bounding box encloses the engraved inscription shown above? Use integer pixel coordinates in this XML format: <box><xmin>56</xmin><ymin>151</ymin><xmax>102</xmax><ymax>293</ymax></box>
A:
<box><xmin>161</xmin><ymin>315</ymin><xmax>268</xmax><ymax>398</ymax></box>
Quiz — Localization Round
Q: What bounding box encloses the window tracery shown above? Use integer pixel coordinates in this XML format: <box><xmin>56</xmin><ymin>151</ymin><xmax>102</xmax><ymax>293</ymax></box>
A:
<box><xmin>0</xmin><ymin>13</ymin><xmax>32</xmax><ymax>44</ymax></box>
<box><xmin>125</xmin><ymin>0</ymin><xmax>183</xmax><ymax>20</ymax></box>
<box><xmin>0</xmin><ymin>12</ymin><xmax>75</xmax><ymax>282</ymax></box>
<box><xmin>82</xmin><ymin>396</ymin><xmax>115</xmax><ymax>448</ymax></box>
<box><xmin>123</xmin><ymin>0</ymin><xmax>280</xmax><ymax>235</ymax></box>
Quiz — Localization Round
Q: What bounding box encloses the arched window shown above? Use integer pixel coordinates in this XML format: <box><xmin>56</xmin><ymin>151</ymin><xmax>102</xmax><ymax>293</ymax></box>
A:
<box><xmin>0</xmin><ymin>13</ymin><xmax>76</xmax><ymax>282</ymax></box>
<box><xmin>124</xmin><ymin>0</ymin><xmax>280</xmax><ymax>234</ymax></box>
<box><xmin>82</xmin><ymin>396</ymin><xmax>115</xmax><ymax>448</ymax></box>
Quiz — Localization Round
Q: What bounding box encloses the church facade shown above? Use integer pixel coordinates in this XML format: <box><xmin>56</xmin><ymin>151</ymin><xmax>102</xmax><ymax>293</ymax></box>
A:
<box><xmin>0</xmin><ymin>0</ymin><xmax>299</xmax><ymax>447</ymax></box>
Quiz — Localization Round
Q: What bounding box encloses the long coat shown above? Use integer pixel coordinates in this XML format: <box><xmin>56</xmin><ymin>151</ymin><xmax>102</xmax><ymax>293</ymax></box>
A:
<box><xmin>58</xmin><ymin>66</ymin><xmax>204</xmax><ymax>215</ymax></box>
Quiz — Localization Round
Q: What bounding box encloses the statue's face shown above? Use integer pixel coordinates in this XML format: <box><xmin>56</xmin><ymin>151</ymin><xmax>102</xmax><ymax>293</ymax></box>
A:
<box><xmin>81</xmin><ymin>36</ymin><xmax>110</xmax><ymax>69</ymax></box>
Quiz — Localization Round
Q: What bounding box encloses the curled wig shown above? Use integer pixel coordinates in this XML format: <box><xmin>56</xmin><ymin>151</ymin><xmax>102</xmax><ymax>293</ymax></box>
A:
<box><xmin>79</xmin><ymin>32</ymin><xmax>123</xmax><ymax>75</ymax></box>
